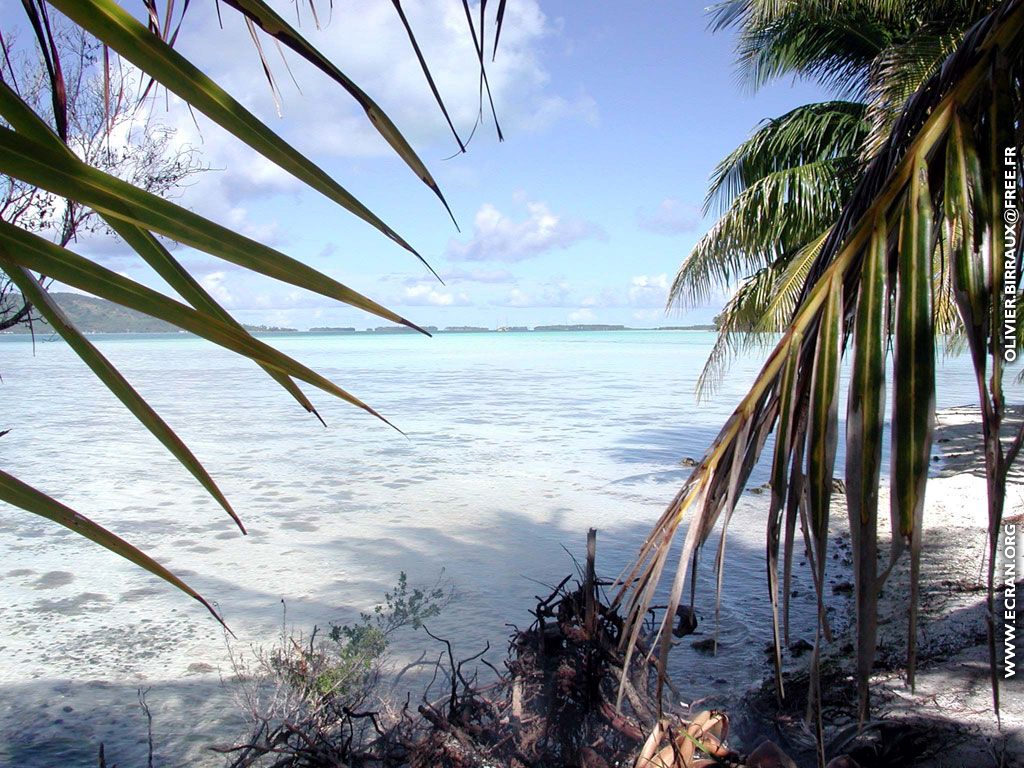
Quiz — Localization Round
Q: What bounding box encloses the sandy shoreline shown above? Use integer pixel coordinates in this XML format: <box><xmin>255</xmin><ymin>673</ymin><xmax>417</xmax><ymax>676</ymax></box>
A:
<box><xmin>864</xmin><ymin>405</ymin><xmax>1024</xmax><ymax>765</ymax></box>
<box><xmin>736</xmin><ymin>405</ymin><xmax>1024</xmax><ymax>766</ymax></box>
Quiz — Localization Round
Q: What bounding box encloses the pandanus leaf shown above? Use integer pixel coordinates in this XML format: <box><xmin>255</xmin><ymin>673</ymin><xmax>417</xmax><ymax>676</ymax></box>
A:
<box><xmin>0</xmin><ymin>469</ymin><xmax>223</xmax><ymax>624</ymax></box>
<box><xmin>0</xmin><ymin>224</ymin><xmax>399</xmax><ymax>429</ymax></box>
<box><xmin>0</xmin><ymin>78</ymin><xmax>324</xmax><ymax>424</ymax></box>
<box><xmin>0</xmin><ymin>127</ymin><xmax>428</xmax><ymax>335</ymax></box>
<box><xmin>846</xmin><ymin>214</ymin><xmax>889</xmax><ymax>720</ymax></box>
<box><xmin>1</xmin><ymin>261</ymin><xmax>243</xmax><ymax>533</ymax></box>
<box><xmin>44</xmin><ymin>0</ymin><xmax>434</xmax><ymax>270</ymax></box>
<box><xmin>891</xmin><ymin>152</ymin><xmax>936</xmax><ymax>690</ymax></box>
<box><xmin>219</xmin><ymin>0</ymin><xmax>459</xmax><ymax>237</ymax></box>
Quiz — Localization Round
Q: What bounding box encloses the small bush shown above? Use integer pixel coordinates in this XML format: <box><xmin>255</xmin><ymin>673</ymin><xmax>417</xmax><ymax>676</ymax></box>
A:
<box><xmin>224</xmin><ymin>572</ymin><xmax>449</xmax><ymax>764</ymax></box>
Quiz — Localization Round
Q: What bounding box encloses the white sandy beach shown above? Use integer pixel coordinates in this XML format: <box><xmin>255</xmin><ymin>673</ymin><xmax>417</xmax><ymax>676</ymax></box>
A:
<box><xmin>739</xmin><ymin>406</ymin><xmax>1024</xmax><ymax>766</ymax></box>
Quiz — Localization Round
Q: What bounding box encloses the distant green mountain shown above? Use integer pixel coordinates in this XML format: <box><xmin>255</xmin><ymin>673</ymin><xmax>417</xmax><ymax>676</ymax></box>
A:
<box><xmin>3</xmin><ymin>292</ymin><xmax>179</xmax><ymax>334</ymax></box>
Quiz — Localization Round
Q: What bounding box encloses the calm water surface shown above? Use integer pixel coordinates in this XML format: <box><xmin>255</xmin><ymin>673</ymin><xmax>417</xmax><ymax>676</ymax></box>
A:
<box><xmin>0</xmin><ymin>330</ymin><xmax>993</xmax><ymax>766</ymax></box>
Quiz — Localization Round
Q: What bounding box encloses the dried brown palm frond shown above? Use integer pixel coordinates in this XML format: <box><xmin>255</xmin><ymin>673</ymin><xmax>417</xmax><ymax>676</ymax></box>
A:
<box><xmin>615</xmin><ymin>0</ymin><xmax>1024</xmax><ymax>736</ymax></box>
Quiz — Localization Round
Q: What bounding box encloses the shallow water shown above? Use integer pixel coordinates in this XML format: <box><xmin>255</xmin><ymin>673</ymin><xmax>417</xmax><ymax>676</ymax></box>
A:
<box><xmin>0</xmin><ymin>330</ymin><xmax>991</xmax><ymax>766</ymax></box>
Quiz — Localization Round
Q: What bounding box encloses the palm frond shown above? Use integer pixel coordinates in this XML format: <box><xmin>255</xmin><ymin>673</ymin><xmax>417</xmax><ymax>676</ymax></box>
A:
<box><xmin>0</xmin><ymin>77</ymin><xmax>325</xmax><ymax>423</ymax></box>
<box><xmin>756</xmin><ymin>228</ymin><xmax>830</xmax><ymax>332</ymax></box>
<box><xmin>46</xmin><ymin>0</ymin><xmax>433</xmax><ymax>270</ymax></box>
<box><xmin>705</xmin><ymin>100</ymin><xmax>867</xmax><ymax>214</ymax></box>
<box><xmin>709</xmin><ymin>1</ymin><xmax>902</xmax><ymax>96</ymax></box>
<box><xmin>671</xmin><ymin>159</ymin><xmax>851</xmax><ymax>309</ymax></box>
<box><xmin>620</xmin><ymin>0</ymin><xmax>1024</xmax><ymax>733</ymax></box>
<box><xmin>0</xmin><ymin>127</ymin><xmax>427</xmax><ymax>333</ymax></box>
<box><xmin>694</xmin><ymin>263</ymin><xmax>783</xmax><ymax>397</ymax></box>
<box><xmin>0</xmin><ymin>0</ymin><xmax>499</xmax><ymax>617</ymax></box>
<box><xmin>0</xmin><ymin>468</ymin><xmax>224</xmax><ymax>625</ymax></box>
<box><xmin>863</xmin><ymin>26</ymin><xmax>966</xmax><ymax>157</ymax></box>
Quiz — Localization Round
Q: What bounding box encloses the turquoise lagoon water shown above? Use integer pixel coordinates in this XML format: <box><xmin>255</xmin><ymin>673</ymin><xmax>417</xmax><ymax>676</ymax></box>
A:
<box><xmin>0</xmin><ymin>330</ymin><xmax>995</xmax><ymax>766</ymax></box>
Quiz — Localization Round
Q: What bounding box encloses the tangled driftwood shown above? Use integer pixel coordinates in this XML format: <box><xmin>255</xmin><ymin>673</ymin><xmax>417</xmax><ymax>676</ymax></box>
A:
<box><xmin>216</xmin><ymin>531</ymin><xmax>851</xmax><ymax>768</ymax></box>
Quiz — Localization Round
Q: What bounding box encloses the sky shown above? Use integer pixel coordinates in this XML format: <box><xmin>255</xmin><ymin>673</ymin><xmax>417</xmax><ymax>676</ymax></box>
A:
<box><xmin>3</xmin><ymin>1</ymin><xmax>828</xmax><ymax>330</ymax></box>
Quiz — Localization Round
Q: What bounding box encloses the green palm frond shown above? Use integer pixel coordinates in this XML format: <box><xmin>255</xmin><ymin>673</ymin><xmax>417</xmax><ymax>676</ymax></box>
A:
<box><xmin>691</xmin><ymin>1</ymin><xmax>998</xmax><ymax>386</ymax></box>
<box><xmin>620</xmin><ymin>0</ymin><xmax>1024</xmax><ymax>733</ymax></box>
<box><xmin>50</xmin><ymin>0</ymin><xmax>437</xmax><ymax>270</ymax></box>
<box><xmin>705</xmin><ymin>100</ymin><xmax>867</xmax><ymax>214</ymax></box>
<box><xmin>1</xmin><ymin>1</ymin><xmax>498</xmax><ymax>620</ymax></box>
<box><xmin>756</xmin><ymin>228</ymin><xmax>830</xmax><ymax>332</ymax></box>
<box><xmin>695</xmin><ymin>230</ymin><xmax>827</xmax><ymax>403</ymax></box>
<box><xmin>0</xmin><ymin>126</ymin><xmax>427</xmax><ymax>332</ymax></box>
<box><xmin>0</xmin><ymin>469</ymin><xmax>225</xmax><ymax>624</ymax></box>
<box><xmin>694</xmin><ymin>263</ymin><xmax>783</xmax><ymax>397</ymax></box>
<box><xmin>710</xmin><ymin>0</ymin><xmax>901</xmax><ymax>96</ymax></box>
<box><xmin>863</xmin><ymin>26</ymin><xmax>967</xmax><ymax>156</ymax></box>
<box><xmin>671</xmin><ymin>158</ymin><xmax>851</xmax><ymax>308</ymax></box>
<box><xmin>0</xmin><ymin>77</ymin><xmax>325</xmax><ymax>422</ymax></box>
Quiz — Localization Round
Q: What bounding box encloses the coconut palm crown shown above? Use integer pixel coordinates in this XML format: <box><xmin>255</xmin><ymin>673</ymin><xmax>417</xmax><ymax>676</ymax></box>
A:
<box><xmin>673</xmin><ymin>0</ymin><xmax>999</xmax><ymax>393</ymax></box>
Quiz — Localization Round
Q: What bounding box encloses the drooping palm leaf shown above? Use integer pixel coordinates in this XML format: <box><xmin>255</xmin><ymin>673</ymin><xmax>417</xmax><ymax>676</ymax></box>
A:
<box><xmin>0</xmin><ymin>468</ymin><xmax>224</xmax><ymax>624</ymax></box>
<box><xmin>619</xmin><ymin>0</ymin><xmax>1024</xmax><ymax>733</ymax></box>
<box><xmin>2</xmin><ymin>0</ymin><xmax>502</xmax><ymax>616</ymax></box>
<box><xmin>45</xmin><ymin>0</ymin><xmax>433</xmax><ymax>270</ymax></box>
<box><xmin>890</xmin><ymin>152</ymin><xmax>935</xmax><ymax>689</ymax></box>
<box><xmin>704</xmin><ymin>101</ymin><xmax>868</xmax><ymax>214</ymax></box>
<box><xmin>0</xmin><ymin>224</ymin><xmax>399</xmax><ymax>427</ymax></box>
<box><xmin>0</xmin><ymin>127</ymin><xmax>428</xmax><ymax>334</ymax></box>
<box><xmin>845</xmin><ymin>215</ymin><xmax>889</xmax><ymax>721</ymax></box>
<box><xmin>0</xmin><ymin>77</ymin><xmax>325</xmax><ymax>424</ymax></box>
<box><xmin>218</xmin><ymin>0</ymin><xmax>460</xmax><ymax>235</ymax></box>
<box><xmin>2</xmin><ymin>260</ymin><xmax>243</xmax><ymax>532</ymax></box>
<box><xmin>683</xmin><ymin>1</ymin><xmax>997</xmax><ymax>392</ymax></box>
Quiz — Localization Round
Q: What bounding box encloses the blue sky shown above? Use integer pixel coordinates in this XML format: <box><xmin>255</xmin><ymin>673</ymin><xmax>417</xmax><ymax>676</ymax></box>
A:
<box><xmin>6</xmin><ymin>2</ymin><xmax>827</xmax><ymax>329</ymax></box>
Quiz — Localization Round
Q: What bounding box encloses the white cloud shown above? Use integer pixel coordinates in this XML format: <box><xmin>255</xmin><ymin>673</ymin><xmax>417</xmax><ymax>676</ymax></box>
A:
<box><xmin>200</xmin><ymin>271</ymin><xmax>235</xmax><ymax>306</ymax></box>
<box><xmin>171</xmin><ymin>0</ymin><xmax>594</xmax><ymax>158</ymax></box>
<box><xmin>637</xmin><ymin>198</ymin><xmax>701</xmax><ymax>235</ymax></box>
<box><xmin>502</xmin><ymin>287</ymin><xmax>534</xmax><ymax>308</ymax></box>
<box><xmin>102</xmin><ymin>1</ymin><xmax>595</xmax><ymax>266</ymax></box>
<box><xmin>628</xmin><ymin>274</ymin><xmax>671</xmax><ymax>308</ymax></box>
<box><xmin>402</xmin><ymin>284</ymin><xmax>471</xmax><ymax>306</ymax></box>
<box><xmin>447</xmin><ymin>201</ymin><xmax>603</xmax><ymax>262</ymax></box>
<box><xmin>631</xmin><ymin>309</ymin><xmax>663</xmax><ymax>322</ymax></box>
<box><xmin>495</xmin><ymin>280</ymin><xmax>573</xmax><ymax>308</ymax></box>
<box><xmin>568</xmin><ymin>308</ymin><xmax>596</xmax><ymax>322</ymax></box>
<box><xmin>491</xmin><ymin>274</ymin><xmax>670</xmax><ymax>312</ymax></box>
<box><xmin>440</xmin><ymin>268</ymin><xmax>516</xmax><ymax>284</ymax></box>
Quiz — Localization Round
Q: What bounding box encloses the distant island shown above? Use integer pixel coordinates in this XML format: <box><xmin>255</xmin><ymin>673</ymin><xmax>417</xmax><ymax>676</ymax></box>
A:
<box><xmin>241</xmin><ymin>324</ymin><xmax>299</xmax><ymax>333</ymax></box>
<box><xmin>533</xmin><ymin>324</ymin><xmax>626</xmax><ymax>332</ymax></box>
<box><xmin>656</xmin><ymin>324</ymin><xmax>717</xmax><ymax>331</ymax></box>
<box><xmin>0</xmin><ymin>293</ymin><xmax>717</xmax><ymax>335</ymax></box>
<box><xmin>367</xmin><ymin>325</ymin><xmax>440</xmax><ymax>334</ymax></box>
